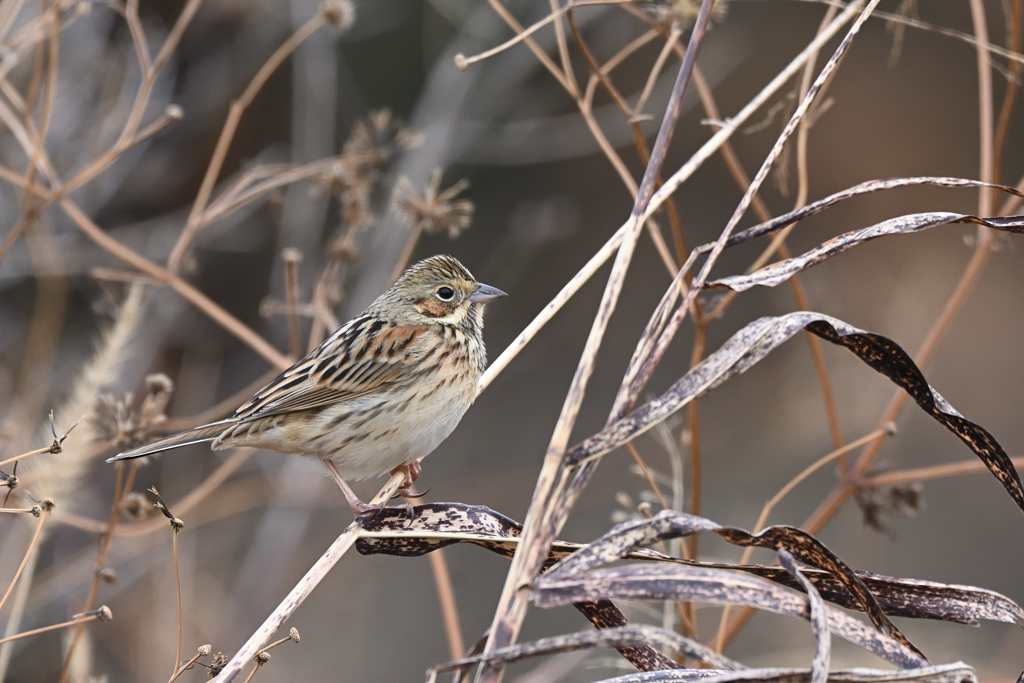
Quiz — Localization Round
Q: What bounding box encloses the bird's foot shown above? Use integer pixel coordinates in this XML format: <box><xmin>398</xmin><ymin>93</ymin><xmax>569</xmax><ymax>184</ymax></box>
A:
<box><xmin>321</xmin><ymin>457</ymin><xmax>382</xmax><ymax>518</ymax></box>
<box><xmin>390</xmin><ymin>461</ymin><xmax>422</xmax><ymax>498</ymax></box>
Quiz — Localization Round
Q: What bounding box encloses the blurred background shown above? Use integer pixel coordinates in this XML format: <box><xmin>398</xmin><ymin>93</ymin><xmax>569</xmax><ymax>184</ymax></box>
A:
<box><xmin>1</xmin><ymin>0</ymin><xmax>1023</xmax><ymax>680</ymax></box>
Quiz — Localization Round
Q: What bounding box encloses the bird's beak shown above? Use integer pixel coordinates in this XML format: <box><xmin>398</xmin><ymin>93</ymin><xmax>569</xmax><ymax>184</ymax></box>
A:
<box><xmin>469</xmin><ymin>283</ymin><xmax>507</xmax><ymax>303</ymax></box>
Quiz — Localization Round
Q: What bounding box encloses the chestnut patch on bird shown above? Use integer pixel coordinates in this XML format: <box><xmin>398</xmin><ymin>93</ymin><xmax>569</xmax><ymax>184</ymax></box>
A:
<box><xmin>416</xmin><ymin>297</ymin><xmax>453</xmax><ymax>318</ymax></box>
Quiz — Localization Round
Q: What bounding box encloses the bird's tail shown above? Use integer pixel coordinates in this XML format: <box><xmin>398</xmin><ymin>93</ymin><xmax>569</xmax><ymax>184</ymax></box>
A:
<box><xmin>106</xmin><ymin>421</ymin><xmax>232</xmax><ymax>462</ymax></box>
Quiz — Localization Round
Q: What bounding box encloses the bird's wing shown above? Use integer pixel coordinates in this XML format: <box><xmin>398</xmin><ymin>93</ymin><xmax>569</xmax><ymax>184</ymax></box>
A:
<box><xmin>233</xmin><ymin>316</ymin><xmax>428</xmax><ymax>420</ymax></box>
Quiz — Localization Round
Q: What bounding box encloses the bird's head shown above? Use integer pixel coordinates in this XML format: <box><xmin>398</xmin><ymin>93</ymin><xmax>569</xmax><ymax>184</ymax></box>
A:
<box><xmin>379</xmin><ymin>255</ymin><xmax>506</xmax><ymax>329</ymax></box>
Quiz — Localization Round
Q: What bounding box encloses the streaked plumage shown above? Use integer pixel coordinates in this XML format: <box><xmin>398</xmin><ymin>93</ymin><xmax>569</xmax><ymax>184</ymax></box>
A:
<box><xmin>108</xmin><ymin>255</ymin><xmax>505</xmax><ymax>511</ymax></box>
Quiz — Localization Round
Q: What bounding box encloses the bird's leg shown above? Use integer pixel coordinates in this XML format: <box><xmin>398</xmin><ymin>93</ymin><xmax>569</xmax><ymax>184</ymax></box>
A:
<box><xmin>390</xmin><ymin>461</ymin><xmax>422</xmax><ymax>498</ymax></box>
<box><xmin>321</xmin><ymin>457</ymin><xmax>378</xmax><ymax>516</ymax></box>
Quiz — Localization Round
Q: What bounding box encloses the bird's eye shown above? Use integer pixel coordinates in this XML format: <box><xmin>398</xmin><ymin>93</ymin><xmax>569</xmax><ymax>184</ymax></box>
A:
<box><xmin>436</xmin><ymin>286</ymin><xmax>456</xmax><ymax>301</ymax></box>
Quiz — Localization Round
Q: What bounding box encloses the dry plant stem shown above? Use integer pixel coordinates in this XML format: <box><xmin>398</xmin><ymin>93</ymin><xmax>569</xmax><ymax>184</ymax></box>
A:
<box><xmin>792</xmin><ymin>2</ymin><xmax>841</xmax><ymax>214</ymax></box>
<box><xmin>0</xmin><ymin>110</ymin><xmax>182</xmax><ymax>268</ymax></box>
<box><xmin>567</xmin><ymin>11</ymin><xmax>637</xmax><ymax>118</ymax></box>
<box><xmin>969</xmin><ymin>0</ymin><xmax>994</xmax><ymax>217</ymax></box>
<box><xmin>211</xmin><ymin>470</ymin><xmax>408</xmax><ymax>681</ymax></box>
<box><xmin>860</xmin><ymin>455</ymin><xmax>1024</xmax><ymax>488</ymax></box>
<box><xmin>201</xmin><ymin>159</ymin><xmax>342</xmax><ymax>224</ymax></box>
<box><xmin>162</xmin><ymin>372</ymin><xmax>280</xmax><ymax>432</ymax></box>
<box><xmin>390</xmin><ymin>226</ymin><xmax>423</xmax><ymax>285</ymax></box>
<box><xmin>712</xmin><ymin>426</ymin><xmax>893</xmax><ymax>651</ymax></box>
<box><xmin>428</xmin><ymin>549</ymin><xmax>466</xmax><ymax>660</ymax></box>
<box><xmin>649</xmin><ymin>0</ymin><xmax>878</xmax><ymax>391</ymax></box>
<box><xmin>59</xmin><ymin>104</ymin><xmax>184</xmax><ymax>197</ymax></box>
<box><xmin>548</xmin><ymin>0</ymin><xmax>578</xmax><ymax>98</ymax></box>
<box><xmin>615</xmin><ymin>1</ymin><xmax>869</xmax><ymax>407</ymax></box>
<box><xmin>0</xmin><ymin>446</ymin><xmax>52</xmax><ymax>469</ymax></box>
<box><xmin>470</xmin><ymin>0</ymin><xmax>632</xmax><ymax>91</ymax></box>
<box><xmin>722</xmin><ymin>206</ymin><xmax>1007</xmax><ymax>650</ymax></box>
<box><xmin>991</xmin><ymin>0</ymin><xmax>1022</xmax><ymax>207</ymax></box>
<box><xmin>626</xmin><ymin>442</ymin><xmax>670</xmax><ymax>512</ymax></box>
<box><xmin>307</xmin><ymin>259</ymin><xmax>343</xmax><ymax>352</ymax></box>
<box><xmin>803</xmin><ymin>232</ymin><xmax>999</xmax><ymax>528</ymax></box>
<box><xmin>626</xmin><ymin>440</ymin><xmax>700</xmax><ymax>640</ymax></box>
<box><xmin>12</xmin><ymin>222</ymin><xmax>70</xmax><ymax>422</ymax></box>
<box><xmin>0</xmin><ymin>0</ymin><xmax>188</xmax><ymax>258</ymax></box>
<box><xmin>683</xmin><ymin>320</ymin><xmax>705</xmax><ymax>560</ymax></box>
<box><xmin>633</xmin><ymin>496</ymin><xmax>697</xmax><ymax>635</ymax></box>
<box><xmin>172</xmin><ymin>528</ymin><xmax>183</xmax><ymax>681</ymax></box>
<box><xmin>169</xmin><ymin>650</ymin><xmax>205</xmax><ymax>683</ymax></box>
<box><xmin>829</xmin><ymin>2</ymin><xmax>1024</xmax><ymax>65</ymax></box>
<box><xmin>0</xmin><ymin>509</ymin><xmax>47</xmax><ymax>614</ymax></box>
<box><xmin>758</xmin><ymin>428</ymin><xmax>891</xmax><ymax>538</ymax></box>
<box><xmin>0</xmin><ymin>0</ymin><xmax>58</xmax><ymax>275</ymax></box>
<box><xmin>566</xmin><ymin>20</ymin><xmax>678</xmax><ymax>277</ymax></box>
<box><xmin>478</xmin><ymin>5</ymin><xmax>716</xmax><ymax>679</ymax></box>
<box><xmin>0</xmin><ymin>96</ymin><xmax>56</xmax><ymax>185</ymax></box>
<box><xmin>693</xmin><ymin>64</ymin><xmax>845</xmax><ymax>458</ymax></box>
<box><xmin>636</xmin><ymin>27</ymin><xmax>681</xmax><ymax>118</ymax></box>
<box><xmin>796</xmin><ymin>0</ymin><xmax>1001</xmax><ymax>537</ymax></box>
<box><xmin>720</xmin><ymin>2</ymin><xmax>997</xmax><ymax>651</ymax></box>
<box><xmin>58</xmin><ymin>199</ymin><xmax>291</xmax><ymax>370</ymax></box>
<box><xmin>574</xmin><ymin>17</ymin><xmax>694</xmax><ymax>564</ymax></box>
<box><xmin>59</xmin><ymin>462</ymin><xmax>137</xmax><ymax>683</ymax></box>
<box><xmin>479</xmin><ymin>5</ymin><xmax>862</xmax><ymax>397</ymax></box>
<box><xmin>257</xmin><ymin>635</ymin><xmax>292</xmax><ymax>656</ymax></box>
<box><xmin>567</xmin><ymin>14</ymin><xmax>687</xmax><ymax>270</ymax></box>
<box><xmin>170</xmin><ymin>12</ymin><xmax>328</xmax><ymax>273</ymax></box>
<box><xmin>785</xmin><ymin>1</ymin><xmax>845</xmax><ymax>460</ymax></box>
<box><xmin>284</xmin><ymin>251</ymin><xmax>303</xmax><ymax>360</ymax></box>
<box><xmin>0</xmin><ymin>106</ymin><xmax>178</xmax><ymax>203</ymax></box>
<box><xmin>0</xmin><ymin>0</ymin><xmax>25</xmax><ymax>44</ymax></box>
<box><xmin>242</xmin><ymin>663</ymin><xmax>260</xmax><ymax>683</ymax></box>
<box><xmin>55</xmin><ymin>449</ymin><xmax>253</xmax><ymax>537</ymax></box>
<box><xmin>0</xmin><ymin>610</ymin><xmax>103</xmax><ymax>646</ymax></box>
<box><xmin>116</xmin><ymin>0</ymin><xmax>203</xmax><ymax>146</ymax></box>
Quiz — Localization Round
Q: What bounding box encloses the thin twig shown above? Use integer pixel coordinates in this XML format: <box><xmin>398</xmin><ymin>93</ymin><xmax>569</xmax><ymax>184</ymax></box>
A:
<box><xmin>428</xmin><ymin>550</ymin><xmax>465</xmax><ymax>660</ymax></box>
<box><xmin>478</xmin><ymin>4</ymin><xmax>717</xmax><ymax>678</ymax></box>
<box><xmin>0</xmin><ymin>507</ymin><xmax>48</xmax><ymax>614</ymax></box>
<box><xmin>170</xmin><ymin>12</ymin><xmax>329</xmax><ymax>272</ymax></box>
<box><xmin>0</xmin><ymin>608</ymin><xmax>110</xmax><ymax>646</ymax></box>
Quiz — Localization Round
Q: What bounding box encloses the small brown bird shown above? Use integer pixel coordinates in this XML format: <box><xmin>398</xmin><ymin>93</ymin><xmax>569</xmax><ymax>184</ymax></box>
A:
<box><xmin>108</xmin><ymin>255</ymin><xmax>505</xmax><ymax>514</ymax></box>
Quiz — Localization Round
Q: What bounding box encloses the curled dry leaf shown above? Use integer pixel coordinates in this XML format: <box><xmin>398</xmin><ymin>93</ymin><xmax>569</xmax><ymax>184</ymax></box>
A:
<box><xmin>691</xmin><ymin>176</ymin><xmax>1024</xmax><ymax>258</ymax></box>
<box><xmin>357</xmin><ymin>505</ymin><xmax>1024</xmax><ymax>629</ymax></box>
<box><xmin>602</xmin><ymin>662</ymin><xmax>976</xmax><ymax>683</ymax></box>
<box><xmin>706</xmin><ymin>212</ymin><xmax>1024</xmax><ymax>292</ymax></box>
<box><xmin>428</xmin><ymin>624</ymin><xmax>741</xmax><ymax>679</ymax></box>
<box><xmin>355</xmin><ymin>504</ymin><xmax>679</xmax><ymax>672</ymax></box>
<box><xmin>533</xmin><ymin>564</ymin><xmax>926</xmax><ymax>668</ymax></box>
<box><xmin>565</xmin><ymin>312</ymin><xmax>1024</xmax><ymax>516</ymax></box>
<box><xmin>778</xmin><ymin>549</ymin><xmax>829</xmax><ymax>683</ymax></box>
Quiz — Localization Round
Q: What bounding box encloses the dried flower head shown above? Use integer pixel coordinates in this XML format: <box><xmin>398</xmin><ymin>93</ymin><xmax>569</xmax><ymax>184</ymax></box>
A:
<box><xmin>313</xmin><ymin>158</ymin><xmax>376</xmax><ymax>230</ymax></box>
<box><xmin>122</xmin><ymin>491</ymin><xmax>150</xmax><ymax>520</ymax></box>
<box><xmin>326</xmin><ymin>234</ymin><xmax>360</xmax><ymax>263</ymax></box>
<box><xmin>319</xmin><ymin>0</ymin><xmax>355</xmax><ymax>34</ymax></box>
<box><xmin>208</xmin><ymin>652</ymin><xmax>228</xmax><ymax>678</ymax></box>
<box><xmin>855</xmin><ymin>481</ymin><xmax>924</xmax><ymax>538</ymax></box>
<box><xmin>91</xmin><ymin>374</ymin><xmax>174</xmax><ymax>449</ymax></box>
<box><xmin>391</xmin><ymin>170</ymin><xmax>474</xmax><ymax>239</ymax></box>
<box><xmin>343</xmin><ymin>109</ymin><xmax>421</xmax><ymax>166</ymax></box>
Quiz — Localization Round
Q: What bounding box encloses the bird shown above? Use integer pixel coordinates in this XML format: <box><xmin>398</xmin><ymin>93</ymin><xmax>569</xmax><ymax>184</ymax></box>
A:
<box><xmin>108</xmin><ymin>254</ymin><xmax>506</xmax><ymax>515</ymax></box>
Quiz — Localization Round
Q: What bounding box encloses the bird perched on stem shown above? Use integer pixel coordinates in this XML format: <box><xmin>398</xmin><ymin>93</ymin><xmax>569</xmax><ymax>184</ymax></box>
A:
<box><xmin>108</xmin><ymin>254</ymin><xmax>506</xmax><ymax>515</ymax></box>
